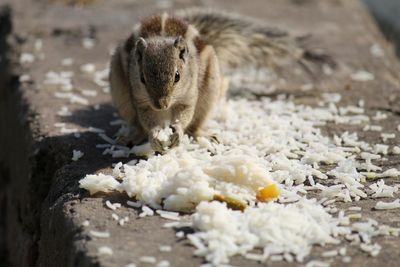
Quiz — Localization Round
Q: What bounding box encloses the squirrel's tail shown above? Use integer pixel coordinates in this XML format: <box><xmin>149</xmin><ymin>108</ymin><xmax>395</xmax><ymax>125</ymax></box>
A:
<box><xmin>177</xmin><ymin>9</ymin><xmax>335</xmax><ymax>75</ymax></box>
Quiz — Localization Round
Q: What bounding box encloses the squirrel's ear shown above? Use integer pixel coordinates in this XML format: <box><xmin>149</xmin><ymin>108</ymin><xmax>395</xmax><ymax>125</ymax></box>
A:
<box><xmin>135</xmin><ymin>38</ymin><xmax>147</xmax><ymax>60</ymax></box>
<box><xmin>174</xmin><ymin>36</ymin><xmax>188</xmax><ymax>60</ymax></box>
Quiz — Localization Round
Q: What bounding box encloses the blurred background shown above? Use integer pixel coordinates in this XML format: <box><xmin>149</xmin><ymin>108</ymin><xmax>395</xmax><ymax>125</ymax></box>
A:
<box><xmin>363</xmin><ymin>0</ymin><xmax>400</xmax><ymax>57</ymax></box>
<box><xmin>47</xmin><ymin>0</ymin><xmax>400</xmax><ymax>58</ymax></box>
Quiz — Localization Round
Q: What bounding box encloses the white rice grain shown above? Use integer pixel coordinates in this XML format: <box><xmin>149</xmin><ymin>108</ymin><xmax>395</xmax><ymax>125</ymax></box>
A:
<box><xmin>139</xmin><ymin>256</ymin><xmax>157</xmax><ymax>264</ymax></box>
<box><xmin>372</xmin><ymin>111</ymin><xmax>387</xmax><ymax>121</ymax></box>
<box><xmin>305</xmin><ymin>260</ymin><xmax>330</xmax><ymax>267</ymax></box>
<box><xmin>19</xmin><ymin>74</ymin><xmax>31</xmax><ymax>83</ymax></box>
<box><xmin>79</xmin><ymin>174</ymin><xmax>120</xmax><ymax>195</ymax></box>
<box><xmin>342</xmin><ymin>256</ymin><xmax>351</xmax><ymax>263</ymax></box>
<box><xmin>159</xmin><ymin>245</ymin><xmax>172</xmax><ymax>252</ymax></box>
<box><xmin>61</xmin><ymin>58</ymin><xmax>74</xmax><ymax>66</ymax></box>
<box><xmin>98</xmin><ymin>133</ymin><xmax>117</xmax><ymax>145</ymax></box>
<box><xmin>82</xmin><ymin>38</ymin><xmax>95</xmax><ymax>49</ymax></box>
<box><xmin>105</xmin><ymin>200</ymin><xmax>118</xmax><ymax>210</ymax></box>
<box><xmin>139</xmin><ymin>205</ymin><xmax>154</xmax><ymax>217</ymax></box>
<box><xmin>381</xmin><ymin>133</ymin><xmax>395</xmax><ymax>142</ymax></box>
<box><xmin>244</xmin><ymin>253</ymin><xmax>264</xmax><ymax>261</ymax></box>
<box><xmin>348</xmin><ymin>206</ymin><xmax>361</xmax><ymax>211</ymax></box>
<box><xmin>111</xmin><ymin>213</ymin><xmax>119</xmax><ymax>221</ymax></box>
<box><xmin>339</xmin><ymin>247</ymin><xmax>347</xmax><ymax>256</ymax></box>
<box><xmin>374</xmin><ymin>144</ymin><xmax>389</xmax><ymax>155</ymax></box>
<box><xmin>375</xmin><ymin>199</ymin><xmax>400</xmax><ymax>210</ymax></box>
<box><xmin>72</xmin><ymin>150</ymin><xmax>84</xmax><ymax>161</ymax></box>
<box><xmin>321</xmin><ymin>250</ymin><xmax>338</xmax><ymax>257</ymax></box>
<box><xmin>88</xmin><ymin>126</ymin><xmax>105</xmax><ymax>133</ymax></box>
<box><xmin>156</xmin><ymin>260</ymin><xmax>170</xmax><ymax>267</ymax></box>
<box><xmin>81</xmin><ymin>89</ymin><xmax>98</xmax><ymax>97</ymax></box>
<box><xmin>370</xmin><ymin>44</ymin><xmax>384</xmax><ymax>57</ymax></box>
<box><xmin>20</xmin><ymin>52</ymin><xmax>35</xmax><ymax>64</ymax></box>
<box><xmin>81</xmin><ymin>63</ymin><xmax>96</xmax><ymax>73</ymax></box>
<box><xmin>348</xmin><ymin>213</ymin><xmax>362</xmax><ymax>219</ymax></box>
<box><xmin>90</xmin><ymin>230</ymin><xmax>110</xmax><ymax>238</ymax></box>
<box><xmin>175</xmin><ymin>231</ymin><xmax>184</xmax><ymax>238</ymax></box>
<box><xmin>351</xmin><ymin>70</ymin><xmax>374</xmax><ymax>81</ymax></box>
<box><xmin>97</xmin><ymin>246</ymin><xmax>113</xmax><ymax>256</ymax></box>
<box><xmin>156</xmin><ymin>210</ymin><xmax>180</xmax><ymax>221</ymax></box>
<box><xmin>57</xmin><ymin>106</ymin><xmax>72</xmax><ymax>117</ymax></box>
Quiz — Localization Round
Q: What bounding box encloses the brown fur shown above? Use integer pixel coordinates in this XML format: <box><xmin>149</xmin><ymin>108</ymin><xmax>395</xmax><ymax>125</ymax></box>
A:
<box><xmin>176</xmin><ymin>8</ymin><xmax>335</xmax><ymax>72</ymax></box>
<box><xmin>164</xmin><ymin>17</ymin><xmax>188</xmax><ymax>37</ymax></box>
<box><xmin>140</xmin><ymin>16</ymin><xmax>162</xmax><ymax>38</ymax></box>
<box><xmin>194</xmin><ymin>36</ymin><xmax>207</xmax><ymax>54</ymax></box>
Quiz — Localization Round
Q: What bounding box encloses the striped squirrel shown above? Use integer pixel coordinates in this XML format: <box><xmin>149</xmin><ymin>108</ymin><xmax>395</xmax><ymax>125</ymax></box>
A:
<box><xmin>110</xmin><ymin>9</ymin><xmax>333</xmax><ymax>152</ymax></box>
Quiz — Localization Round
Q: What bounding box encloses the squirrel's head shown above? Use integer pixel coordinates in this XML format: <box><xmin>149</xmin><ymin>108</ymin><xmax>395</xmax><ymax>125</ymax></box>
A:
<box><xmin>133</xmin><ymin>36</ymin><xmax>192</xmax><ymax>111</ymax></box>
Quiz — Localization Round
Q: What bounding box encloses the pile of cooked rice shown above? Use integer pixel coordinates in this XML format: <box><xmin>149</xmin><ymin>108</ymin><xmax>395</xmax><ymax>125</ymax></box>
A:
<box><xmin>80</xmin><ymin>69</ymin><xmax>400</xmax><ymax>266</ymax></box>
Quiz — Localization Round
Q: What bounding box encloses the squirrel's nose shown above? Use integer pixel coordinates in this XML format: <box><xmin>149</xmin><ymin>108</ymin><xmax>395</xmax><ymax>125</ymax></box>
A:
<box><xmin>158</xmin><ymin>97</ymin><xmax>171</xmax><ymax>110</ymax></box>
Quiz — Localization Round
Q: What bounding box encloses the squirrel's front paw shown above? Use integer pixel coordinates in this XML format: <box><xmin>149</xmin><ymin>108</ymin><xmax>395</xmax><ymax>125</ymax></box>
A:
<box><xmin>191</xmin><ymin>129</ymin><xmax>220</xmax><ymax>144</ymax></box>
<box><xmin>149</xmin><ymin>127</ymin><xmax>167</xmax><ymax>153</ymax></box>
<box><xmin>149</xmin><ymin>125</ymin><xmax>183</xmax><ymax>153</ymax></box>
<box><xmin>150</xmin><ymin>138</ymin><xmax>166</xmax><ymax>153</ymax></box>
<box><xmin>170</xmin><ymin>124</ymin><xmax>184</xmax><ymax>148</ymax></box>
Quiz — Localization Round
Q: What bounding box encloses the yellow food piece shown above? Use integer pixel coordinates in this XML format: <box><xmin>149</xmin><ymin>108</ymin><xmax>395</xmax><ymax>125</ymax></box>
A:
<box><xmin>213</xmin><ymin>195</ymin><xmax>247</xmax><ymax>211</ymax></box>
<box><xmin>257</xmin><ymin>184</ymin><xmax>280</xmax><ymax>201</ymax></box>
<box><xmin>364</xmin><ymin>172</ymin><xmax>377</xmax><ymax>179</ymax></box>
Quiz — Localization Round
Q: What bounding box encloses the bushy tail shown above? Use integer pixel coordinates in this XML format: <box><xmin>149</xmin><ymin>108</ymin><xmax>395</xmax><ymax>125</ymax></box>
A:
<box><xmin>177</xmin><ymin>9</ymin><xmax>335</xmax><ymax>76</ymax></box>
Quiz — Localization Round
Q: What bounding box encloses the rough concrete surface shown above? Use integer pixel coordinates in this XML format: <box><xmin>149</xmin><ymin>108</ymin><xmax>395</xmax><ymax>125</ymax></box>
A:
<box><xmin>0</xmin><ymin>0</ymin><xmax>399</xmax><ymax>267</ymax></box>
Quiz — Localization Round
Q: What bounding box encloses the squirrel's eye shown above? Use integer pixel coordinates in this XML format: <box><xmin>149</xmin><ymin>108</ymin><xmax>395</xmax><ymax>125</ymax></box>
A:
<box><xmin>140</xmin><ymin>73</ymin><xmax>146</xmax><ymax>84</ymax></box>
<box><xmin>174</xmin><ymin>71</ymin><xmax>180</xmax><ymax>83</ymax></box>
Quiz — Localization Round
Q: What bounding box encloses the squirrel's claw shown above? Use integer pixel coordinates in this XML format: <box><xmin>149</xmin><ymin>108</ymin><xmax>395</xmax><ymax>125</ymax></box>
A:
<box><xmin>191</xmin><ymin>129</ymin><xmax>220</xmax><ymax>144</ymax></box>
<box><xmin>149</xmin><ymin>128</ymin><xmax>166</xmax><ymax>153</ymax></box>
<box><xmin>116</xmin><ymin>135</ymin><xmax>133</xmax><ymax>146</ymax></box>
<box><xmin>207</xmin><ymin>133</ymin><xmax>220</xmax><ymax>144</ymax></box>
<box><xmin>150</xmin><ymin>138</ymin><xmax>166</xmax><ymax>153</ymax></box>
<box><xmin>170</xmin><ymin>133</ymin><xmax>180</xmax><ymax>148</ymax></box>
<box><xmin>170</xmin><ymin>124</ymin><xmax>184</xmax><ymax>149</ymax></box>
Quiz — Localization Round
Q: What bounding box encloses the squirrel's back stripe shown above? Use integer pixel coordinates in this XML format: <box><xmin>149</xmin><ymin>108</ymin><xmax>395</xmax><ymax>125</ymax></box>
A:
<box><xmin>140</xmin><ymin>15</ymin><xmax>188</xmax><ymax>38</ymax></box>
<box><xmin>194</xmin><ymin>36</ymin><xmax>206</xmax><ymax>53</ymax></box>
<box><xmin>160</xmin><ymin>13</ymin><xmax>168</xmax><ymax>35</ymax></box>
<box><xmin>164</xmin><ymin>16</ymin><xmax>188</xmax><ymax>37</ymax></box>
<box><xmin>140</xmin><ymin>15</ymin><xmax>162</xmax><ymax>37</ymax></box>
<box><xmin>139</xmin><ymin>13</ymin><xmax>208</xmax><ymax>55</ymax></box>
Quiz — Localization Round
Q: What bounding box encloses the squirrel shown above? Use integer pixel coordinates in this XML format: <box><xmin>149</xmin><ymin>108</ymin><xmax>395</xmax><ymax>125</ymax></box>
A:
<box><xmin>109</xmin><ymin>8</ymin><xmax>333</xmax><ymax>152</ymax></box>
